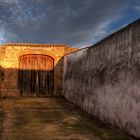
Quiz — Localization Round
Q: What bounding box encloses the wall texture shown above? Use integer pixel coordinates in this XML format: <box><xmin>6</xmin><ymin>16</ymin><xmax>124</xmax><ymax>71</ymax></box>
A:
<box><xmin>0</xmin><ymin>43</ymin><xmax>77</xmax><ymax>97</ymax></box>
<box><xmin>63</xmin><ymin>19</ymin><xmax>140</xmax><ymax>138</ymax></box>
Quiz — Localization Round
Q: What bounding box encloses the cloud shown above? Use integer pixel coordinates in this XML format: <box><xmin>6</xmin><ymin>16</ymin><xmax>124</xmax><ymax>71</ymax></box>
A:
<box><xmin>0</xmin><ymin>26</ymin><xmax>7</xmax><ymax>43</ymax></box>
<box><xmin>0</xmin><ymin>0</ymin><xmax>136</xmax><ymax>47</ymax></box>
<box><xmin>134</xmin><ymin>6</ymin><xmax>140</xmax><ymax>11</ymax></box>
<box><xmin>133</xmin><ymin>0</ymin><xmax>140</xmax><ymax>11</ymax></box>
<box><xmin>0</xmin><ymin>0</ymin><xmax>17</xmax><ymax>4</ymax></box>
<box><xmin>0</xmin><ymin>23</ymin><xmax>21</xmax><ymax>44</ymax></box>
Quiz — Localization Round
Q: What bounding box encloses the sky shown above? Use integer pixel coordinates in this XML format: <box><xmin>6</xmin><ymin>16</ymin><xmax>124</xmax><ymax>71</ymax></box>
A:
<box><xmin>0</xmin><ymin>0</ymin><xmax>140</xmax><ymax>48</ymax></box>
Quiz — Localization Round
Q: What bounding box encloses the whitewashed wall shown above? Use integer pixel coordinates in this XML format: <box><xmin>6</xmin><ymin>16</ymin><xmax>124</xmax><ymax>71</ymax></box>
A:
<box><xmin>63</xmin><ymin>19</ymin><xmax>140</xmax><ymax>138</ymax></box>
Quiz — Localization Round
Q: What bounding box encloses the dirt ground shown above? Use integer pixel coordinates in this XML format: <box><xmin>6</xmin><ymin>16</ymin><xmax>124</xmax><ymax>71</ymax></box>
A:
<box><xmin>0</xmin><ymin>97</ymin><xmax>135</xmax><ymax>140</ymax></box>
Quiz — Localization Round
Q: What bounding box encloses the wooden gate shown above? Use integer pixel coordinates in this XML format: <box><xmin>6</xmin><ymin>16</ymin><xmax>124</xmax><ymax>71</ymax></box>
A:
<box><xmin>18</xmin><ymin>54</ymin><xmax>54</xmax><ymax>97</ymax></box>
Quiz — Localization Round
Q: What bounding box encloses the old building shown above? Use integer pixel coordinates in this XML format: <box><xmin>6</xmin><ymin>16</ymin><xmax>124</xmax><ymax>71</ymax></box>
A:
<box><xmin>0</xmin><ymin>43</ymin><xmax>77</xmax><ymax>97</ymax></box>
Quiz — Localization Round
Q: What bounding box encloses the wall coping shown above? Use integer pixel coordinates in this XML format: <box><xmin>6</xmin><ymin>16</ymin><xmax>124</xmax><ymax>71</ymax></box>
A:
<box><xmin>4</xmin><ymin>43</ymin><xmax>67</xmax><ymax>47</ymax></box>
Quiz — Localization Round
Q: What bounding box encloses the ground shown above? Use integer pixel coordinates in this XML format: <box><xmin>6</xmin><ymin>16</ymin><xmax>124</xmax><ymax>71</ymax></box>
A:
<box><xmin>0</xmin><ymin>97</ymin><xmax>135</xmax><ymax>140</ymax></box>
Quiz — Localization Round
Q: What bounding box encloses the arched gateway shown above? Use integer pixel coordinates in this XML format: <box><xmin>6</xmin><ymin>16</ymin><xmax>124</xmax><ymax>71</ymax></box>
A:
<box><xmin>18</xmin><ymin>54</ymin><xmax>54</xmax><ymax>97</ymax></box>
<box><xmin>0</xmin><ymin>43</ymin><xmax>77</xmax><ymax>97</ymax></box>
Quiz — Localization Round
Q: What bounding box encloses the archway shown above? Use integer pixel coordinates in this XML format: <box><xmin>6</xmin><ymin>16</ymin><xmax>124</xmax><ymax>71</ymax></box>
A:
<box><xmin>18</xmin><ymin>54</ymin><xmax>54</xmax><ymax>97</ymax></box>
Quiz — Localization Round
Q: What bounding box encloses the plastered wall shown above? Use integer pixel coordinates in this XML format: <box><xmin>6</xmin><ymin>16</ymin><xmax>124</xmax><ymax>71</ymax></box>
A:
<box><xmin>63</xmin><ymin>19</ymin><xmax>140</xmax><ymax>138</ymax></box>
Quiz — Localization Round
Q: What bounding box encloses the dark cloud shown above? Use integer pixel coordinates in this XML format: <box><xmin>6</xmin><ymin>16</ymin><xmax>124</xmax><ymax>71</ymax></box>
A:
<box><xmin>0</xmin><ymin>0</ymin><xmax>137</xmax><ymax>47</ymax></box>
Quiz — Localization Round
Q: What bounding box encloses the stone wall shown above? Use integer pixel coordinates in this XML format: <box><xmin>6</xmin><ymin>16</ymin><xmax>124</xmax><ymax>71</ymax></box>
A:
<box><xmin>0</xmin><ymin>66</ymin><xmax>4</xmax><ymax>97</ymax></box>
<box><xmin>63</xmin><ymin>19</ymin><xmax>140</xmax><ymax>138</ymax></box>
<box><xmin>0</xmin><ymin>43</ymin><xmax>77</xmax><ymax>97</ymax></box>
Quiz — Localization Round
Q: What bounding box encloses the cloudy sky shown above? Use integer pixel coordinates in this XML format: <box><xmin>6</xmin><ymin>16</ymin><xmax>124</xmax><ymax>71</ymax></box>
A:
<box><xmin>0</xmin><ymin>0</ymin><xmax>140</xmax><ymax>48</ymax></box>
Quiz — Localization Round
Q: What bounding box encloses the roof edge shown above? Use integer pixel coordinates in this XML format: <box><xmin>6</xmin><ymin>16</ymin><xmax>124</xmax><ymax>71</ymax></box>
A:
<box><xmin>3</xmin><ymin>43</ymin><xmax>68</xmax><ymax>47</ymax></box>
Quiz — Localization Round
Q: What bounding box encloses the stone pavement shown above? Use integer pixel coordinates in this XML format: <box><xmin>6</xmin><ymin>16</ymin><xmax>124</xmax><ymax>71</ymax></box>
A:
<box><xmin>0</xmin><ymin>97</ymin><xmax>135</xmax><ymax>140</ymax></box>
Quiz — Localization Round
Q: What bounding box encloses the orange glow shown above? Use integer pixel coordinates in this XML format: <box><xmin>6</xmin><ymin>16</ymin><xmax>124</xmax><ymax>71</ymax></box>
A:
<box><xmin>0</xmin><ymin>43</ymin><xmax>77</xmax><ymax>70</ymax></box>
<box><xmin>19</xmin><ymin>54</ymin><xmax>54</xmax><ymax>71</ymax></box>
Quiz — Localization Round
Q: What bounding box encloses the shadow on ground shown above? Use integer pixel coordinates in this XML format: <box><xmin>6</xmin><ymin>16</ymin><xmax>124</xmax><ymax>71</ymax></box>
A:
<box><xmin>0</xmin><ymin>97</ymin><xmax>136</xmax><ymax>140</ymax></box>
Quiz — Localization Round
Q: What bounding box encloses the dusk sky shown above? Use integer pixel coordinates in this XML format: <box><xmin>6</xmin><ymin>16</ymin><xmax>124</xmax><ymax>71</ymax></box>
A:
<box><xmin>0</xmin><ymin>0</ymin><xmax>140</xmax><ymax>48</ymax></box>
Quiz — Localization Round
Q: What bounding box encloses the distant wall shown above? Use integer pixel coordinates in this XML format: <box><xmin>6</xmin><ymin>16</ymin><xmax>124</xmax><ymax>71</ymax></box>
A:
<box><xmin>63</xmin><ymin>19</ymin><xmax>140</xmax><ymax>138</ymax></box>
<box><xmin>0</xmin><ymin>43</ymin><xmax>77</xmax><ymax>97</ymax></box>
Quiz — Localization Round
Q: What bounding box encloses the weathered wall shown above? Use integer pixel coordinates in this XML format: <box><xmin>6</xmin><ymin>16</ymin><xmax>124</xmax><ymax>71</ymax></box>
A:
<box><xmin>0</xmin><ymin>43</ymin><xmax>77</xmax><ymax>97</ymax></box>
<box><xmin>54</xmin><ymin>58</ymin><xmax>64</xmax><ymax>96</ymax></box>
<box><xmin>0</xmin><ymin>66</ymin><xmax>4</xmax><ymax>97</ymax></box>
<box><xmin>63</xmin><ymin>19</ymin><xmax>140</xmax><ymax>138</ymax></box>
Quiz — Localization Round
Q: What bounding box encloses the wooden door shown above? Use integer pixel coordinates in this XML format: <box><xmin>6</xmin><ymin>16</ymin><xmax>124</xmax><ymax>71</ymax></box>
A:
<box><xmin>18</xmin><ymin>54</ymin><xmax>54</xmax><ymax>97</ymax></box>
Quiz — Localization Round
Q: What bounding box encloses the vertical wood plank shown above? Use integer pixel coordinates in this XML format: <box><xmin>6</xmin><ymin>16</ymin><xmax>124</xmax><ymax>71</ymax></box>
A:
<box><xmin>18</xmin><ymin>54</ymin><xmax>54</xmax><ymax>97</ymax></box>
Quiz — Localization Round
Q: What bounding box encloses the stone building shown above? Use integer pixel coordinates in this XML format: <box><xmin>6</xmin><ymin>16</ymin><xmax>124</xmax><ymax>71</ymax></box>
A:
<box><xmin>0</xmin><ymin>43</ymin><xmax>77</xmax><ymax>97</ymax></box>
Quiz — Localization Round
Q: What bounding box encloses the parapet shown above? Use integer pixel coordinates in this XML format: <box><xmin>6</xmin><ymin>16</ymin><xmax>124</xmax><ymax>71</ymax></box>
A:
<box><xmin>4</xmin><ymin>43</ymin><xmax>67</xmax><ymax>48</ymax></box>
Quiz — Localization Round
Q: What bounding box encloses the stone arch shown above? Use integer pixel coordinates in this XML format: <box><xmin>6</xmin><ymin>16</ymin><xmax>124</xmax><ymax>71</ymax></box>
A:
<box><xmin>18</xmin><ymin>54</ymin><xmax>55</xmax><ymax>97</ymax></box>
<box><xmin>18</xmin><ymin>49</ymin><xmax>58</xmax><ymax>65</ymax></box>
